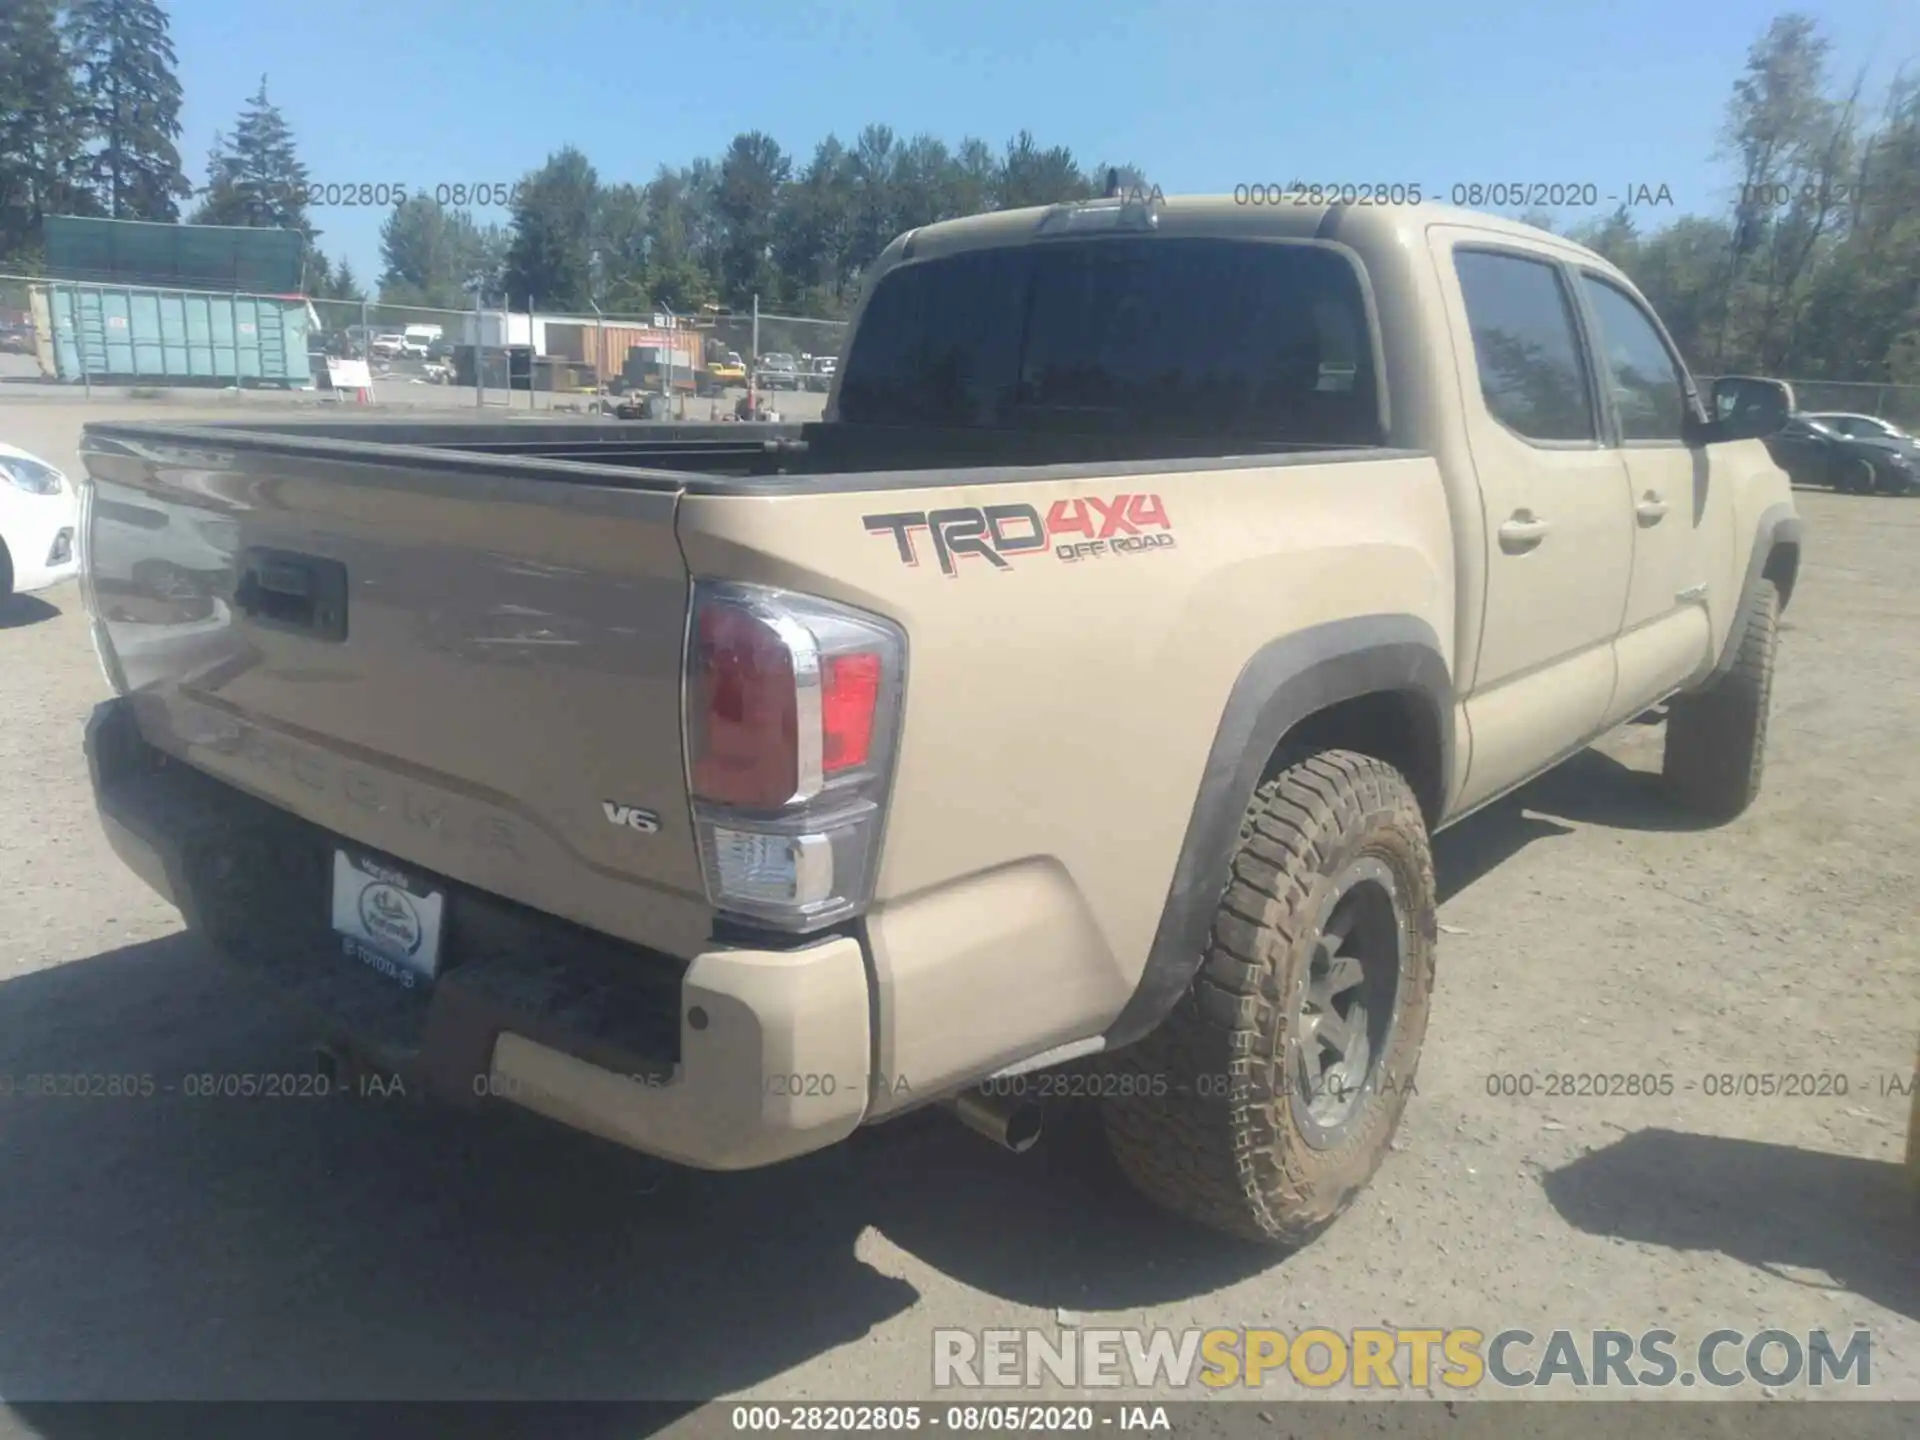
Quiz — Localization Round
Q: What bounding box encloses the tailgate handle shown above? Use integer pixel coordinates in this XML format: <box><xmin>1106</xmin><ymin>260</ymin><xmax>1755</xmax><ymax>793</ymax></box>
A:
<box><xmin>234</xmin><ymin>548</ymin><xmax>348</xmax><ymax>641</ymax></box>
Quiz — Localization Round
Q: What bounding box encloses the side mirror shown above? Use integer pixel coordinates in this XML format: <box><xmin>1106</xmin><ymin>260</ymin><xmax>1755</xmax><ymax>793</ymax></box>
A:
<box><xmin>1699</xmin><ymin>376</ymin><xmax>1795</xmax><ymax>443</ymax></box>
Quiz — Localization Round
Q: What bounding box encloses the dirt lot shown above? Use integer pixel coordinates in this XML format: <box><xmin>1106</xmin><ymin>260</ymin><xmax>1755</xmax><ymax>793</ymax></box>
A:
<box><xmin>0</xmin><ymin>400</ymin><xmax>1914</xmax><ymax>1411</ymax></box>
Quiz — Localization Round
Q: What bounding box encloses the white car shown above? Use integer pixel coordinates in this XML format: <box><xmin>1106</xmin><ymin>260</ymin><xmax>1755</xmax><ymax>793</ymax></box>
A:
<box><xmin>0</xmin><ymin>441</ymin><xmax>79</xmax><ymax>600</ymax></box>
<box><xmin>370</xmin><ymin>333</ymin><xmax>405</xmax><ymax>358</ymax></box>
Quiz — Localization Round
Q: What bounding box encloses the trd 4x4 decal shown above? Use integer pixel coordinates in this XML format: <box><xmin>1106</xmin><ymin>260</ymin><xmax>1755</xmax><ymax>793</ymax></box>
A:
<box><xmin>863</xmin><ymin>494</ymin><xmax>1174</xmax><ymax>576</ymax></box>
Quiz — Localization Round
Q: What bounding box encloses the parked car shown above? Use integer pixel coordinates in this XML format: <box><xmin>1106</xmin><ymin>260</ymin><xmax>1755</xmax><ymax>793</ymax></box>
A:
<box><xmin>0</xmin><ymin>322</ymin><xmax>35</xmax><ymax>356</ymax></box>
<box><xmin>0</xmin><ymin>442</ymin><xmax>78</xmax><ymax>600</ymax></box>
<box><xmin>805</xmin><ymin>356</ymin><xmax>837</xmax><ymax>392</ymax></box>
<box><xmin>1764</xmin><ymin>411</ymin><xmax>1919</xmax><ymax>494</ymax></box>
<box><xmin>400</xmin><ymin>325</ymin><xmax>443</xmax><ymax>360</ymax></box>
<box><xmin>369</xmin><ymin>333</ymin><xmax>405</xmax><ymax>359</ymax></box>
<box><xmin>707</xmin><ymin>351</ymin><xmax>747</xmax><ymax>387</ymax></box>
<box><xmin>78</xmin><ymin>195</ymin><xmax>1799</xmax><ymax>1246</ymax></box>
<box><xmin>756</xmin><ymin>352</ymin><xmax>800</xmax><ymax>390</ymax></box>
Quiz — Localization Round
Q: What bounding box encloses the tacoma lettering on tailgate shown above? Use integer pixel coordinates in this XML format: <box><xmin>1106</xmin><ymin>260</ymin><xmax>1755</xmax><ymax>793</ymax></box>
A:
<box><xmin>862</xmin><ymin>495</ymin><xmax>1174</xmax><ymax>576</ymax></box>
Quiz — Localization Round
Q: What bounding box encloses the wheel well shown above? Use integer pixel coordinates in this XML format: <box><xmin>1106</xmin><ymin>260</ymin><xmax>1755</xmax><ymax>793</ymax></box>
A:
<box><xmin>1763</xmin><ymin>541</ymin><xmax>1799</xmax><ymax>611</ymax></box>
<box><xmin>1271</xmin><ymin>689</ymin><xmax>1445</xmax><ymax>828</ymax></box>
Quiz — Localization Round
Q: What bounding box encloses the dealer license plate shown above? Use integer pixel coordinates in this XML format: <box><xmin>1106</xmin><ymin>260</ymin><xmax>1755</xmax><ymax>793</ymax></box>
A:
<box><xmin>330</xmin><ymin>851</ymin><xmax>445</xmax><ymax>990</ymax></box>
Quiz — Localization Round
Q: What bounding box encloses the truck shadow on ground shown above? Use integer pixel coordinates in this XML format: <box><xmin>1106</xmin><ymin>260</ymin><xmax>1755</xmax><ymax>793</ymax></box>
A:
<box><xmin>1542</xmin><ymin>1128</ymin><xmax>1918</xmax><ymax>1324</ymax></box>
<box><xmin>1504</xmin><ymin>740</ymin><xmax>1724</xmax><ymax>835</ymax></box>
<box><xmin>1434</xmin><ymin>739</ymin><xmax>1714</xmax><ymax>902</ymax></box>
<box><xmin>0</xmin><ymin>593</ymin><xmax>61</xmax><ymax>629</ymax></box>
<box><xmin>0</xmin><ymin>935</ymin><xmax>1272</xmax><ymax>1408</ymax></box>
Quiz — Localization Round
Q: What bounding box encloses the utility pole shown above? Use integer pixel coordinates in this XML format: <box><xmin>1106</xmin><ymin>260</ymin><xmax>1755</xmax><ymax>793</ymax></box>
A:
<box><xmin>590</xmin><ymin>299</ymin><xmax>605</xmax><ymax>403</ymax></box>
<box><xmin>473</xmin><ymin>283</ymin><xmax>484</xmax><ymax>409</ymax></box>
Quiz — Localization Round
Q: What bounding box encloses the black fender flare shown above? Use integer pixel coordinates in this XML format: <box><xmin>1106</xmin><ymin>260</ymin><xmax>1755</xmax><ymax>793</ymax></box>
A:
<box><xmin>1703</xmin><ymin>503</ymin><xmax>1802</xmax><ymax>686</ymax></box>
<box><xmin>1103</xmin><ymin>615</ymin><xmax>1453</xmax><ymax>1050</ymax></box>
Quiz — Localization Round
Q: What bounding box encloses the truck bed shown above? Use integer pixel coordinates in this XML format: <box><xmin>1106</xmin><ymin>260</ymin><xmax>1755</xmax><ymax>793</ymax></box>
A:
<box><xmin>81</xmin><ymin>416</ymin><xmax>1390</xmax><ymax>497</ymax></box>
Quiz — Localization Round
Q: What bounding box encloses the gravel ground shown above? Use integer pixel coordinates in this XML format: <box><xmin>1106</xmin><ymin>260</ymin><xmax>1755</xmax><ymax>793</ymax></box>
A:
<box><xmin>0</xmin><ymin>401</ymin><xmax>1914</xmax><ymax>1414</ymax></box>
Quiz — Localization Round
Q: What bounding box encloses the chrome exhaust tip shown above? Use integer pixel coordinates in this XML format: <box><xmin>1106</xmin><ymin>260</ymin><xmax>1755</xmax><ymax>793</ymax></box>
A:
<box><xmin>950</xmin><ymin>1088</ymin><xmax>1045</xmax><ymax>1154</ymax></box>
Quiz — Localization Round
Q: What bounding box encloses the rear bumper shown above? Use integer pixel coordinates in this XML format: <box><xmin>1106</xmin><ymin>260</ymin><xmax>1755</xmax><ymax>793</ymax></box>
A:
<box><xmin>85</xmin><ymin>698</ymin><xmax>872</xmax><ymax>1170</ymax></box>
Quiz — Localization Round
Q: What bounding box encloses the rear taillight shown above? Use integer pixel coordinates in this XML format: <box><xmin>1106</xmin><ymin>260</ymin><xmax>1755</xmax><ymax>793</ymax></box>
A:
<box><xmin>685</xmin><ymin>581</ymin><xmax>905</xmax><ymax>932</ymax></box>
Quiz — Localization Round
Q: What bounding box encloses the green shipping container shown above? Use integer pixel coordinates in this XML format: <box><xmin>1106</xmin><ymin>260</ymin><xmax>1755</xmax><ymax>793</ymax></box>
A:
<box><xmin>44</xmin><ymin>215</ymin><xmax>306</xmax><ymax>293</ymax></box>
<box><xmin>40</xmin><ymin>282</ymin><xmax>311</xmax><ymax>388</ymax></box>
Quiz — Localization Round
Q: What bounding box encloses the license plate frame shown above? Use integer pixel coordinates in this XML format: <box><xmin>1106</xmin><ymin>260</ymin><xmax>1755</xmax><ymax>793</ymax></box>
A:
<box><xmin>330</xmin><ymin>850</ymin><xmax>445</xmax><ymax>990</ymax></box>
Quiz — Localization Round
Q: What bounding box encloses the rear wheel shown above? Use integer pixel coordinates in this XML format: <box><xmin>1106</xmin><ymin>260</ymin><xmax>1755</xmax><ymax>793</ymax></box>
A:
<box><xmin>1100</xmin><ymin>749</ymin><xmax>1436</xmax><ymax>1246</ymax></box>
<box><xmin>1663</xmin><ymin>579</ymin><xmax>1779</xmax><ymax>820</ymax></box>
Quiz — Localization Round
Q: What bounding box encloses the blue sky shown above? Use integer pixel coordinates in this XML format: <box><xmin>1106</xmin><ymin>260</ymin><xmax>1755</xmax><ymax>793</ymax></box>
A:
<box><xmin>165</xmin><ymin>0</ymin><xmax>1920</xmax><ymax>291</ymax></box>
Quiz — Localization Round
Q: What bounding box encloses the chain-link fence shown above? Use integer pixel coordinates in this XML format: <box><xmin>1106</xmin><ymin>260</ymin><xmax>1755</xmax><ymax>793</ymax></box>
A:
<box><xmin>303</xmin><ymin>296</ymin><xmax>851</xmax><ymax>412</ymax></box>
<box><xmin>690</xmin><ymin>308</ymin><xmax>850</xmax><ymax>409</ymax></box>
<box><xmin>1779</xmin><ymin>379</ymin><xmax>1920</xmax><ymax>428</ymax></box>
<box><xmin>0</xmin><ymin>274</ymin><xmax>44</xmax><ymax>374</ymax></box>
<box><xmin>0</xmin><ymin>272</ymin><xmax>854</xmax><ymax>415</ymax></box>
<box><xmin>1699</xmin><ymin>376</ymin><xmax>1920</xmax><ymax>429</ymax></box>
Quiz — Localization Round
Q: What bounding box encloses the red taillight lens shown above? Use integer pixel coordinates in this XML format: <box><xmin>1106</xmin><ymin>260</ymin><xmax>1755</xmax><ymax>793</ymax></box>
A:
<box><xmin>689</xmin><ymin>603</ymin><xmax>799</xmax><ymax>808</ymax></box>
<box><xmin>822</xmin><ymin>652</ymin><xmax>881</xmax><ymax>773</ymax></box>
<box><xmin>685</xmin><ymin>582</ymin><xmax>905</xmax><ymax>931</ymax></box>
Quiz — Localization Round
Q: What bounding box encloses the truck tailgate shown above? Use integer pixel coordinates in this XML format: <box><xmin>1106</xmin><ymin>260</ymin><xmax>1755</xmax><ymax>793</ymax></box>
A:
<box><xmin>81</xmin><ymin>432</ymin><xmax>712</xmax><ymax>958</ymax></box>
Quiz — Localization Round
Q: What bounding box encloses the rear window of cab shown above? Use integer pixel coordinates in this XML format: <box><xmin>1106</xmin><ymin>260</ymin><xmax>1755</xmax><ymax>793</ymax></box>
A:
<box><xmin>836</xmin><ymin>236</ymin><xmax>1383</xmax><ymax>447</ymax></box>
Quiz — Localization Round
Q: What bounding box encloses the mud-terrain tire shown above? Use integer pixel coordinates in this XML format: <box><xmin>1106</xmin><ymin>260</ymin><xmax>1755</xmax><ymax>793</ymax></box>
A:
<box><xmin>1100</xmin><ymin>749</ymin><xmax>1436</xmax><ymax>1246</ymax></box>
<box><xmin>1663</xmin><ymin>578</ymin><xmax>1779</xmax><ymax>821</ymax></box>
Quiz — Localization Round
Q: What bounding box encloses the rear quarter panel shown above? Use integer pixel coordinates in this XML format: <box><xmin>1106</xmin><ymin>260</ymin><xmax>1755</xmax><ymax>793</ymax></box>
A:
<box><xmin>677</xmin><ymin>455</ymin><xmax>1454</xmax><ymax>1106</ymax></box>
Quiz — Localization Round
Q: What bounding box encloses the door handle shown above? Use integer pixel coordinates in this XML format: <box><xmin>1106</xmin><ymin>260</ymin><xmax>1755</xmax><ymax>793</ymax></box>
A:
<box><xmin>1636</xmin><ymin>491</ymin><xmax>1670</xmax><ymax>525</ymax></box>
<box><xmin>1497</xmin><ymin>512</ymin><xmax>1551</xmax><ymax>551</ymax></box>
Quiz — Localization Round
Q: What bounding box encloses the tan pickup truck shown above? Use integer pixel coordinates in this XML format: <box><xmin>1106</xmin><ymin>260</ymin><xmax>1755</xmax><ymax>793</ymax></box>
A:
<box><xmin>78</xmin><ymin>195</ymin><xmax>1800</xmax><ymax>1245</ymax></box>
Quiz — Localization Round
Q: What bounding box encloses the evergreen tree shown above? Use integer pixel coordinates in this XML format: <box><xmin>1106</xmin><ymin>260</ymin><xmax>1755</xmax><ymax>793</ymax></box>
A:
<box><xmin>0</xmin><ymin>0</ymin><xmax>92</xmax><ymax>265</ymax></box>
<box><xmin>379</xmin><ymin>195</ymin><xmax>505</xmax><ymax>308</ymax></box>
<box><xmin>190</xmin><ymin>77</ymin><xmax>314</xmax><ymax>240</ymax></box>
<box><xmin>308</xmin><ymin>249</ymin><xmax>364</xmax><ymax>302</ymax></box>
<box><xmin>502</xmin><ymin>147</ymin><xmax>599</xmax><ymax>308</ymax></box>
<box><xmin>713</xmin><ymin>131</ymin><xmax>791</xmax><ymax>304</ymax></box>
<box><xmin>65</xmin><ymin>0</ymin><xmax>191</xmax><ymax>221</ymax></box>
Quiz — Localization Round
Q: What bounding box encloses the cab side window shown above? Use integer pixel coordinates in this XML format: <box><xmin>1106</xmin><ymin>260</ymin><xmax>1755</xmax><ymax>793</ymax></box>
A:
<box><xmin>1454</xmin><ymin>251</ymin><xmax>1596</xmax><ymax>444</ymax></box>
<box><xmin>1579</xmin><ymin>276</ymin><xmax>1690</xmax><ymax>443</ymax></box>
